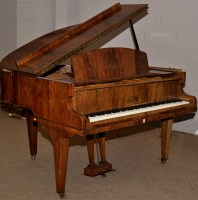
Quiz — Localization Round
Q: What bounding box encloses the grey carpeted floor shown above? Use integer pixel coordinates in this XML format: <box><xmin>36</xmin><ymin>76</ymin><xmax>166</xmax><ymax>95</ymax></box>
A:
<box><xmin>1</xmin><ymin>108</ymin><xmax>198</xmax><ymax>200</ymax></box>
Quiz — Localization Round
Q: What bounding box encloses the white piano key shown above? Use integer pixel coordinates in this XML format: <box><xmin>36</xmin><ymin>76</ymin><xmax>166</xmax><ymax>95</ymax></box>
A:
<box><xmin>88</xmin><ymin>100</ymin><xmax>190</xmax><ymax>122</ymax></box>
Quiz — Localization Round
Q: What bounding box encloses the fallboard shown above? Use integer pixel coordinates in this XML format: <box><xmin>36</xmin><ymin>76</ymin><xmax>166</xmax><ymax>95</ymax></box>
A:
<box><xmin>71</xmin><ymin>77</ymin><xmax>182</xmax><ymax>115</ymax></box>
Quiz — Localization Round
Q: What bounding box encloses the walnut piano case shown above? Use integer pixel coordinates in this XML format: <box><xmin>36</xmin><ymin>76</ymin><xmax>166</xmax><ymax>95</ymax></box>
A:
<box><xmin>0</xmin><ymin>3</ymin><xmax>197</xmax><ymax>198</ymax></box>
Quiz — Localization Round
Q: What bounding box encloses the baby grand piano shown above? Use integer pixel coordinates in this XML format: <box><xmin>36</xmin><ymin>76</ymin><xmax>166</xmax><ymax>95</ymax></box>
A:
<box><xmin>0</xmin><ymin>3</ymin><xmax>197</xmax><ymax>198</ymax></box>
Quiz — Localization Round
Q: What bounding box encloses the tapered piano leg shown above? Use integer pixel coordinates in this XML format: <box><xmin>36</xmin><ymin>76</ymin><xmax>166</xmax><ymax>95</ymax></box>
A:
<box><xmin>84</xmin><ymin>133</ymin><xmax>113</xmax><ymax>177</ymax></box>
<box><xmin>98</xmin><ymin>132</ymin><xmax>106</xmax><ymax>163</ymax></box>
<box><xmin>53</xmin><ymin>137</ymin><xmax>70</xmax><ymax>198</ymax></box>
<box><xmin>161</xmin><ymin>118</ymin><xmax>173</xmax><ymax>164</ymax></box>
<box><xmin>98</xmin><ymin>132</ymin><xmax>114</xmax><ymax>176</ymax></box>
<box><xmin>26</xmin><ymin>112</ymin><xmax>38</xmax><ymax>160</ymax></box>
<box><xmin>39</xmin><ymin>123</ymin><xmax>70</xmax><ymax>198</ymax></box>
<box><xmin>86</xmin><ymin>134</ymin><xmax>96</xmax><ymax>166</ymax></box>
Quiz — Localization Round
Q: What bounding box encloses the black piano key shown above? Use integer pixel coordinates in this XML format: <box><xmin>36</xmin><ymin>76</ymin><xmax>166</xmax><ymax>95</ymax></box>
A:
<box><xmin>86</xmin><ymin>98</ymin><xmax>182</xmax><ymax>118</ymax></box>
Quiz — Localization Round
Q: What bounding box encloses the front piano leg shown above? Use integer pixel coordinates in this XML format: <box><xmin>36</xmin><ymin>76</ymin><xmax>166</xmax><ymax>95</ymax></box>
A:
<box><xmin>161</xmin><ymin>118</ymin><xmax>173</xmax><ymax>164</ymax></box>
<box><xmin>86</xmin><ymin>134</ymin><xmax>96</xmax><ymax>167</ymax></box>
<box><xmin>84</xmin><ymin>132</ymin><xmax>113</xmax><ymax>177</ymax></box>
<box><xmin>28</xmin><ymin>119</ymin><xmax>71</xmax><ymax>199</ymax></box>
<box><xmin>26</xmin><ymin>111</ymin><xmax>38</xmax><ymax>160</ymax></box>
<box><xmin>53</xmin><ymin>137</ymin><xmax>70</xmax><ymax>198</ymax></box>
<box><xmin>43</xmin><ymin>125</ymin><xmax>70</xmax><ymax>198</ymax></box>
<box><xmin>98</xmin><ymin>132</ymin><xmax>107</xmax><ymax>163</ymax></box>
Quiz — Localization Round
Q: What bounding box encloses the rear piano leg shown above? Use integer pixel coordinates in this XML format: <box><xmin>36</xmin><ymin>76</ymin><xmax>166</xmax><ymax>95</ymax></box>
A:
<box><xmin>26</xmin><ymin>111</ymin><xmax>38</xmax><ymax>160</ymax></box>
<box><xmin>161</xmin><ymin>118</ymin><xmax>173</xmax><ymax>164</ymax></box>
<box><xmin>84</xmin><ymin>132</ymin><xmax>113</xmax><ymax>177</ymax></box>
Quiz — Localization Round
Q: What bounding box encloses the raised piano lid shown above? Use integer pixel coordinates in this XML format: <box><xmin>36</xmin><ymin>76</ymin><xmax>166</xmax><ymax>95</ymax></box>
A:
<box><xmin>0</xmin><ymin>3</ymin><xmax>148</xmax><ymax>76</ymax></box>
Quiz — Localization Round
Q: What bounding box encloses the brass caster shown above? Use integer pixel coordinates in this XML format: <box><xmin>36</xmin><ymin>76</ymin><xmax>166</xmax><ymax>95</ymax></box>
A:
<box><xmin>161</xmin><ymin>158</ymin><xmax>167</xmax><ymax>164</ymax></box>
<box><xmin>31</xmin><ymin>155</ymin><xmax>36</xmax><ymax>160</ymax></box>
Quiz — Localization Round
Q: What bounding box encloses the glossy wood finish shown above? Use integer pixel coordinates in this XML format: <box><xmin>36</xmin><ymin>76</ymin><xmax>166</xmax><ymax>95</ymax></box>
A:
<box><xmin>161</xmin><ymin>118</ymin><xmax>174</xmax><ymax>163</ymax></box>
<box><xmin>0</xmin><ymin>3</ymin><xmax>197</xmax><ymax>198</ymax></box>
<box><xmin>15</xmin><ymin>3</ymin><xmax>122</xmax><ymax>69</ymax></box>
<box><xmin>98</xmin><ymin>132</ymin><xmax>106</xmax><ymax>163</ymax></box>
<box><xmin>0</xmin><ymin>4</ymin><xmax>148</xmax><ymax>76</ymax></box>
<box><xmin>86</xmin><ymin>135</ymin><xmax>96</xmax><ymax>166</ymax></box>
<box><xmin>51</xmin><ymin>134</ymin><xmax>70</xmax><ymax>196</ymax></box>
<box><xmin>1</xmin><ymin>53</ymin><xmax>197</xmax><ymax>198</ymax></box>
<box><xmin>26</xmin><ymin>110</ymin><xmax>38</xmax><ymax>159</ymax></box>
<box><xmin>72</xmin><ymin>77</ymin><xmax>181</xmax><ymax>115</ymax></box>
<box><xmin>71</xmin><ymin>48</ymin><xmax>149</xmax><ymax>84</ymax></box>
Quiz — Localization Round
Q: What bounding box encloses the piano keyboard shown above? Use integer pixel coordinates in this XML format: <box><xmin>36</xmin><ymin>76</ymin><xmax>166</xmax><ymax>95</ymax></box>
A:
<box><xmin>87</xmin><ymin>99</ymin><xmax>190</xmax><ymax>122</ymax></box>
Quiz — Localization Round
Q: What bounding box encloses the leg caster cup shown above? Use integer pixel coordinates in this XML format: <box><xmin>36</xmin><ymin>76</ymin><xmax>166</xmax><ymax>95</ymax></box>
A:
<box><xmin>31</xmin><ymin>155</ymin><xmax>36</xmax><ymax>160</ymax></box>
<box><xmin>161</xmin><ymin>158</ymin><xmax>167</xmax><ymax>164</ymax></box>
<box><xmin>59</xmin><ymin>193</ymin><xmax>66</xmax><ymax>199</ymax></box>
